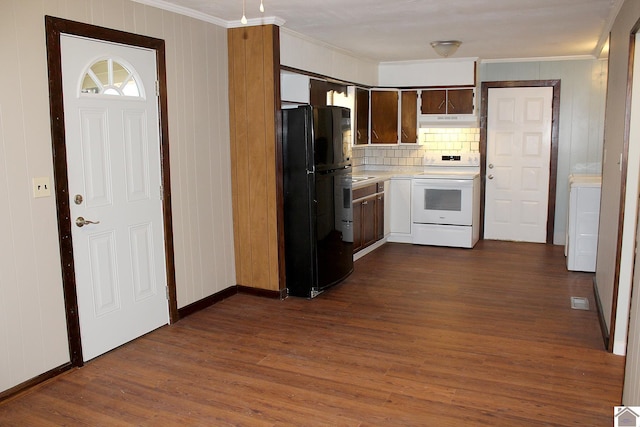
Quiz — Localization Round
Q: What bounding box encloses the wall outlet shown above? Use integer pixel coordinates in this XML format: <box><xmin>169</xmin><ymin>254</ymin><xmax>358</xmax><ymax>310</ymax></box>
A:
<box><xmin>32</xmin><ymin>177</ymin><xmax>51</xmax><ymax>198</ymax></box>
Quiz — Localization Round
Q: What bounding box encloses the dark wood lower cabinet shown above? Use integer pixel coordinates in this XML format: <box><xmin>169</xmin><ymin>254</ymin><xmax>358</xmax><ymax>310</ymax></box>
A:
<box><xmin>352</xmin><ymin>200</ymin><xmax>363</xmax><ymax>252</ymax></box>
<box><xmin>376</xmin><ymin>193</ymin><xmax>384</xmax><ymax>240</ymax></box>
<box><xmin>353</xmin><ymin>183</ymin><xmax>384</xmax><ymax>253</ymax></box>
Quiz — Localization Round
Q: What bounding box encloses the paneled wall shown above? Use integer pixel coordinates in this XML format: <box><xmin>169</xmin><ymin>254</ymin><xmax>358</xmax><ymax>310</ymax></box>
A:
<box><xmin>0</xmin><ymin>0</ymin><xmax>235</xmax><ymax>393</ymax></box>
<box><xmin>228</xmin><ymin>25</ymin><xmax>283</xmax><ymax>292</ymax></box>
<box><xmin>479</xmin><ymin>59</ymin><xmax>608</xmax><ymax>245</ymax></box>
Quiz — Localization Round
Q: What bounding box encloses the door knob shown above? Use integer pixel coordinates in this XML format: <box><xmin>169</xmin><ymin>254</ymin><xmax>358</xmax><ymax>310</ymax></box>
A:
<box><xmin>488</xmin><ymin>164</ymin><xmax>494</xmax><ymax>169</ymax></box>
<box><xmin>488</xmin><ymin>174</ymin><xmax>494</xmax><ymax>180</ymax></box>
<box><xmin>76</xmin><ymin>216</ymin><xmax>100</xmax><ymax>227</ymax></box>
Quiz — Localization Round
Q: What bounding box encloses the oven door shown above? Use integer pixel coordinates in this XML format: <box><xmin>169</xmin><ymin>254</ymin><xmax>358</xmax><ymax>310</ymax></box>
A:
<box><xmin>412</xmin><ymin>178</ymin><xmax>474</xmax><ymax>225</ymax></box>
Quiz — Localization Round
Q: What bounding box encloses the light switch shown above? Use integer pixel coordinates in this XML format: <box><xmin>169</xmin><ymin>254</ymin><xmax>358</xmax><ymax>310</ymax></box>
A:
<box><xmin>32</xmin><ymin>177</ymin><xmax>51</xmax><ymax>198</ymax></box>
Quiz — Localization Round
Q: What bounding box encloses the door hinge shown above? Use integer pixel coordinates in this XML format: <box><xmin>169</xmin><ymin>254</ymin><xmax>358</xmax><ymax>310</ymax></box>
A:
<box><xmin>160</xmin><ymin>185</ymin><xmax>164</xmax><ymax>201</ymax></box>
<box><xmin>166</xmin><ymin>286</ymin><xmax>170</xmax><ymax>300</ymax></box>
<box><xmin>155</xmin><ymin>80</ymin><xmax>160</xmax><ymax>97</ymax></box>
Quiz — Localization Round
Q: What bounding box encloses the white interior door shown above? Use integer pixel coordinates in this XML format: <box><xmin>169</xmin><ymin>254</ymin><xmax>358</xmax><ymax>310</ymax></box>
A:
<box><xmin>484</xmin><ymin>87</ymin><xmax>553</xmax><ymax>243</ymax></box>
<box><xmin>61</xmin><ymin>34</ymin><xmax>168</xmax><ymax>361</ymax></box>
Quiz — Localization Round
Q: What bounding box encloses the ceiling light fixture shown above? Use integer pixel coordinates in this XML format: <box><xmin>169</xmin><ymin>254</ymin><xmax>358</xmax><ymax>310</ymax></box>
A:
<box><xmin>430</xmin><ymin>40</ymin><xmax>462</xmax><ymax>58</ymax></box>
<box><xmin>241</xmin><ymin>0</ymin><xmax>265</xmax><ymax>24</ymax></box>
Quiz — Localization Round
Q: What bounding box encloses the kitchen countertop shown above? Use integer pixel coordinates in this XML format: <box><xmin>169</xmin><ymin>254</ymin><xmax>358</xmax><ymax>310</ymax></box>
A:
<box><xmin>351</xmin><ymin>167</ymin><xmax>420</xmax><ymax>189</ymax></box>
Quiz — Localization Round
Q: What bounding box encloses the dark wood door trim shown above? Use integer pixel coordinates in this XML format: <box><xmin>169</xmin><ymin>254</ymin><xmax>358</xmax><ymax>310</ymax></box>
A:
<box><xmin>44</xmin><ymin>16</ymin><xmax>178</xmax><ymax>367</ymax></box>
<box><xmin>479</xmin><ymin>80</ymin><xmax>561</xmax><ymax>244</ymax></box>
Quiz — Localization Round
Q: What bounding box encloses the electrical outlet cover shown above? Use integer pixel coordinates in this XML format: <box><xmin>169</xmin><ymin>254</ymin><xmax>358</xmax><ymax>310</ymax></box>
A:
<box><xmin>32</xmin><ymin>177</ymin><xmax>51</xmax><ymax>198</ymax></box>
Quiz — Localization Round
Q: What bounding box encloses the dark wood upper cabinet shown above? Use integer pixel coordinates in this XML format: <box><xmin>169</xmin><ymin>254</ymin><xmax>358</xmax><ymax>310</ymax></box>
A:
<box><xmin>309</xmin><ymin>79</ymin><xmax>327</xmax><ymax>106</ymax></box>
<box><xmin>310</xmin><ymin>79</ymin><xmax>348</xmax><ymax>107</ymax></box>
<box><xmin>420</xmin><ymin>89</ymin><xmax>447</xmax><ymax>114</ymax></box>
<box><xmin>371</xmin><ymin>90</ymin><xmax>398</xmax><ymax>144</ymax></box>
<box><xmin>400</xmin><ymin>91</ymin><xmax>417</xmax><ymax>143</ymax></box>
<box><xmin>447</xmin><ymin>89</ymin><xmax>474</xmax><ymax>114</ymax></box>
<box><xmin>355</xmin><ymin>87</ymin><xmax>369</xmax><ymax>145</ymax></box>
<box><xmin>421</xmin><ymin>88</ymin><xmax>474</xmax><ymax>115</ymax></box>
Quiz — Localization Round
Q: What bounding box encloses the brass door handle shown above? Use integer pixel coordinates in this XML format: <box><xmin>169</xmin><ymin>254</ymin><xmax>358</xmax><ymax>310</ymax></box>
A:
<box><xmin>76</xmin><ymin>216</ymin><xmax>100</xmax><ymax>227</ymax></box>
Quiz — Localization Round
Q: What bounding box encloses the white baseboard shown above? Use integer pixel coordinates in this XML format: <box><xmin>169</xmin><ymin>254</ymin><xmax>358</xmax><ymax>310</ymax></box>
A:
<box><xmin>353</xmin><ymin>237</ymin><xmax>388</xmax><ymax>261</ymax></box>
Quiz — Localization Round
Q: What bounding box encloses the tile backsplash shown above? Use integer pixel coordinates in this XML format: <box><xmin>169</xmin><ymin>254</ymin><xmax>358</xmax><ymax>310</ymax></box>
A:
<box><xmin>352</xmin><ymin>128</ymin><xmax>480</xmax><ymax>168</ymax></box>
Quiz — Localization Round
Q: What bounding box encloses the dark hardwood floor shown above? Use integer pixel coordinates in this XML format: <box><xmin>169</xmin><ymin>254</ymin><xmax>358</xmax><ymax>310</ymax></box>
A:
<box><xmin>0</xmin><ymin>241</ymin><xmax>625</xmax><ymax>426</ymax></box>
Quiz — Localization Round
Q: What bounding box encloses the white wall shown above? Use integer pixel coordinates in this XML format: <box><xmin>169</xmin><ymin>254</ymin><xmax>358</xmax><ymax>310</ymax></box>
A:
<box><xmin>597</xmin><ymin>0</ymin><xmax>640</xmax><ymax>359</ymax></box>
<box><xmin>378</xmin><ymin>58</ymin><xmax>476</xmax><ymax>87</ymax></box>
<box><xmin>479</xmin><ymin>59</ymin><xmax>608</xmax><ymax>245</ymax></box>
<box><xmin>280</xmin><ymin>27</ymin><xmax>378</xmax><ymax>86</ymax></box>
<box><xmin>624</xmin><ymin>55</ymin><xmax>640</xmax><ymax>399</ymax></box>
<box><xmin>0</xmin><ymin>0</ymin><xmax>235</xmax><ymax>393</ymax></box>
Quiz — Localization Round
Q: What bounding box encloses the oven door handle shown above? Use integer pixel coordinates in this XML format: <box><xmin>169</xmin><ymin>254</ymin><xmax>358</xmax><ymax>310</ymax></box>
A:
<box><xmin>412</xmin><ymin>179</ymin><xmax>472</xmax><ymax>188</ymax></box>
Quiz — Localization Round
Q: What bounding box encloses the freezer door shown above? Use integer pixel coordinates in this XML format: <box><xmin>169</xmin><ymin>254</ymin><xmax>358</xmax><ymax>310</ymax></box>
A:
<box><xmin>313</xmin><ymin>106</ymin><xmax>352</xmax><ymax>171</ymax></box>
<box><xmin>315</xmin><ymin>167</ymin><xmax>353</xmax><ymax>290</ymax></box>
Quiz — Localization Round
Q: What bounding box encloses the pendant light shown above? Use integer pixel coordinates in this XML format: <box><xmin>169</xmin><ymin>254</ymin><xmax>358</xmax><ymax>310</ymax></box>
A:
<box><xmin>241</xmin><ymin>0</ymin><xmax>265</xmax><ymax>24</ymax></box>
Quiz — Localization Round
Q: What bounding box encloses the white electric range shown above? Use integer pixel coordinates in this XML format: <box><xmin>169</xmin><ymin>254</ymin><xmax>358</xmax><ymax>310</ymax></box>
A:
<box><xmin>412</xmin><ymin>153</ymin><xmax>481</xmax><ymax>248</ymax></box>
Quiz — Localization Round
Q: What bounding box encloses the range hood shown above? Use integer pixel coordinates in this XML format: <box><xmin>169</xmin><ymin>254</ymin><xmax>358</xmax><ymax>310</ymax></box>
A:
<box><xmin>419</xmin><ymin>113</ymin><xmax>478</xmax><ymax>128</ymax></box>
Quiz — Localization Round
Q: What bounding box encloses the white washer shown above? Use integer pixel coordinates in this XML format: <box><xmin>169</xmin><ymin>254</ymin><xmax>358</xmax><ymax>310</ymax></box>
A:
<box><xmin>566</xmin><ymin>174</ymin><xmax>601</xmax><ymax>272</ymax></box>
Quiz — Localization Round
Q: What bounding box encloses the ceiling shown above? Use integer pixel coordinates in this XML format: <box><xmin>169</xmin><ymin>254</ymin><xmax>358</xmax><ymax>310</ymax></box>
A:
<box><xmin>140</xmin><ymin>0</ymin><xmax>623</xmax><ymax>62</ymax></box>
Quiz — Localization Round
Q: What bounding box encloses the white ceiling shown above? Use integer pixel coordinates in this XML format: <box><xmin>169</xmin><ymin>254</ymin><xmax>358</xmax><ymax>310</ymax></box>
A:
<box><xmin>140</xmin><ymin>0</ymin><xmax>623</xmax><ymax>62</ymax></box>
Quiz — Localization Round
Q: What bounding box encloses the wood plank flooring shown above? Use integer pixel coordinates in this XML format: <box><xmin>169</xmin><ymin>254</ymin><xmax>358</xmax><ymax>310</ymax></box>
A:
<box><xmin>0</xmin><ymin>241</ymin><xmax>625</xmax><ymax>426</ymax></box>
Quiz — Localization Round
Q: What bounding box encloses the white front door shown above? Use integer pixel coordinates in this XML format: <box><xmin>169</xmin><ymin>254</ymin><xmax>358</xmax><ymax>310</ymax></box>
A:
<box><xmin>484</xmin><ymin>86</ymin><xmax>553</xmax><ymax>243</ymax></box>
<box><xmin>61</xmin><ymin>34</ymin><xmax>168</xmax><ymax>361</ymax></box>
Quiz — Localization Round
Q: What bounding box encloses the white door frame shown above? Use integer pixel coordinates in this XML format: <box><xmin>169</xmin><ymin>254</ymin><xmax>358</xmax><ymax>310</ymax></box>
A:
<box><xmin>479</xmin><ymin>80</ymin><xmax>561</xmax><ymax>244</ymax></box>
<box><xmin>45</xmin><ymin>16</ymin><xmax>178</xmax><ymax>366</ymax></box>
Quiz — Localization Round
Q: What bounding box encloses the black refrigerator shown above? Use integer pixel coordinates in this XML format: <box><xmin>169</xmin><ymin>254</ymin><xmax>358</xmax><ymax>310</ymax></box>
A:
<box><xmin>282</xmin><ymin>105</ymin><xmax>353</xmax><ymax>298</ymax></box>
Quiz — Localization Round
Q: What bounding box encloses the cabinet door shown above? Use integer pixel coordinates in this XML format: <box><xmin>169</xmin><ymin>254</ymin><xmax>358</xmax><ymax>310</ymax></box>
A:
<box><xmin>390</xmin><ymin>178</ymin><xmax>411</xmax><ymax>234</ymax></box>
<box><xmin>361</xmin><ymin>197</ymin><xmax>377</xmax><ymax>247</ymax></box>
<box><xmin>421</xmin><ymin>89</ymin><xmax>447</xmax><ymax>114</ymax></box>
<box><xmin>310</xmin><ymin>79</ymin><xmax>328</xmax><ymax>106</ymax></box>
<box><xmin>370</xmin><ymin>90</ymin><xmax>398</xmax><ymax>144</ymax></box>
<box><xmin>447</xmin><ymin>88</ymin><xmax>474</xmax><ymax>114</ymax></box>
<box><xmin>375</xmin><ymin>193</ymin><xmax>384</xmax><ymax>240</ymax></box>
<box><xmin>355</xmin><ymin>87</ymin><xmax>369</xmax><ymax>145</ymax></box>
<box><xmin>401</xmin><ymin>91</ymin><xmax>417</xmax><ymax>143</ymax></box>
<box><xmin>352</xmin><ymin>200</ymin><xmax>363</xmax><ymax>252</ymax></box>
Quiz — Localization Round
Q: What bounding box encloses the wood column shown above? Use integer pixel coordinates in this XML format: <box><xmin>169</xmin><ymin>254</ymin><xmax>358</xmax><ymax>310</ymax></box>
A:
<box><xmin>228</xmin><ymin>25</ymin><xmax>284</xmax><ymax>293</ymax></box>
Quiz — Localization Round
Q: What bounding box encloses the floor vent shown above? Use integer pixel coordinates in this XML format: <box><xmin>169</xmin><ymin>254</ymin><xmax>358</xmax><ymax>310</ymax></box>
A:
<box><xmin>570</xmin><ymin>296</ymin><xmax>590</xmax><ymax>310</ymax></box>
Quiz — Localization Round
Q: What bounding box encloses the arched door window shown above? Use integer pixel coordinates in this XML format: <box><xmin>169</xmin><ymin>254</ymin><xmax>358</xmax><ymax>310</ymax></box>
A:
<box><xmin>80</xmin><ymin>58</ymin><xmax>143</xmax><ymax>98</ymax></box>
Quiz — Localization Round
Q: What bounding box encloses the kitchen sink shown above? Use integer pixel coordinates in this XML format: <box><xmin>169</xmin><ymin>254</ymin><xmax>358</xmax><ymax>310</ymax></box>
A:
<box><xmin>351</xmin><ymin>176</ymin><xmax>375</xmax><ymax>183</ymax></box>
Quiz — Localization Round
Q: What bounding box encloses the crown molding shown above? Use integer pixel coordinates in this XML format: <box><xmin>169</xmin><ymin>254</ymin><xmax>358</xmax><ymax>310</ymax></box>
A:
<box><xmin>227</xmin><ymin>16</ymin><xmax>286</xmax><ymax>28</ymax></box>
<box><xmin>480</xmin><ymin>55</ymin><xmax>599</xmax><ymax>64</ymax></box>
<box><xmin>130</xmin><ymin>0</ymin><xmax>285</xmax><ymax>28</ymax></box>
